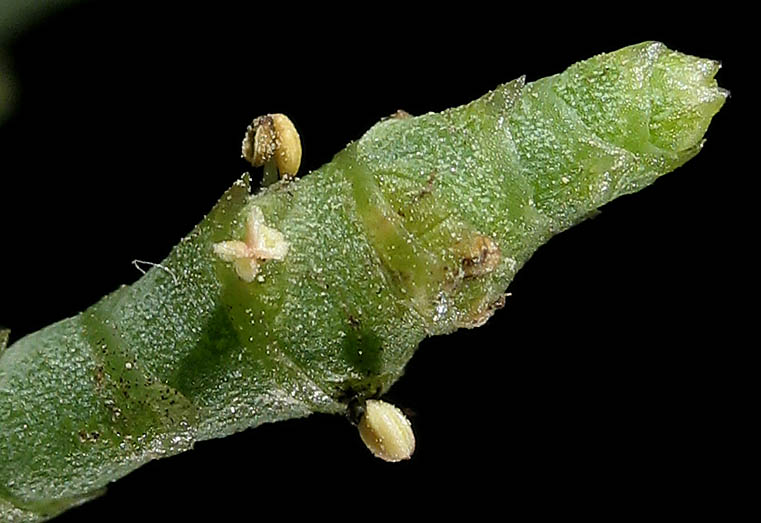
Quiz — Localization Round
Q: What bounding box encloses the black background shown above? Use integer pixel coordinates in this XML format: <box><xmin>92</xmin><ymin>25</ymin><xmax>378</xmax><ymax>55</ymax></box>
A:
<box><xmin>0</xmin><ymin>3</ymin><xmax>747</xmax><ymax>521</ymax></box>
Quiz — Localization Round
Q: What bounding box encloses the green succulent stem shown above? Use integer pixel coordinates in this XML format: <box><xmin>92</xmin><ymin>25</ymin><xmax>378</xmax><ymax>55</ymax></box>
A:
<box><xmin>0</xmin><ymin>42</ymin><xmax>726</xmax><ymax>522</ymax></box>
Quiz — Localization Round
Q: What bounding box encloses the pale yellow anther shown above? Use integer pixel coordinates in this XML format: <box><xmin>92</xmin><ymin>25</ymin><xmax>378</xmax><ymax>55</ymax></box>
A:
<box><xmin>212</xmin><ymin>206</ymin><xmax>289</xmax><ymax>282</ymax></box>
<box><xmin>358</xmin><ymin>399</ymin><xmax>415</xmax><ymax>462</ymax></box>
<box><xmin>242</xmin><ymin>113</ymin><xmax>302</xmax><ymax>180</ymax></box>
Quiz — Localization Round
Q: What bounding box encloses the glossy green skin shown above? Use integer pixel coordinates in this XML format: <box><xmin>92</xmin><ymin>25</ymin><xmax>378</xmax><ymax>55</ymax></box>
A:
<box><xmin>0</xmin><ymin>42</ymin><xmax>725</xmax><ymax>521</ymax></box>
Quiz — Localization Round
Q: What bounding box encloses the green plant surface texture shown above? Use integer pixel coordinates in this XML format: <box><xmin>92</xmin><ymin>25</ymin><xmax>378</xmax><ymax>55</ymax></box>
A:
<box><xmin>0</xmin><ymin>41</ymin><xmax>726</xmax><ymax>522</ymax></box>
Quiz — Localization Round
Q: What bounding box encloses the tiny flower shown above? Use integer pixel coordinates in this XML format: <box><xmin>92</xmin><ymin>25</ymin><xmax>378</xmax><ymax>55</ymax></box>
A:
<box><xmin>212</xmin><ymin>206</ymin><xmax>289</xmax><ymax>282</ymax></box>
